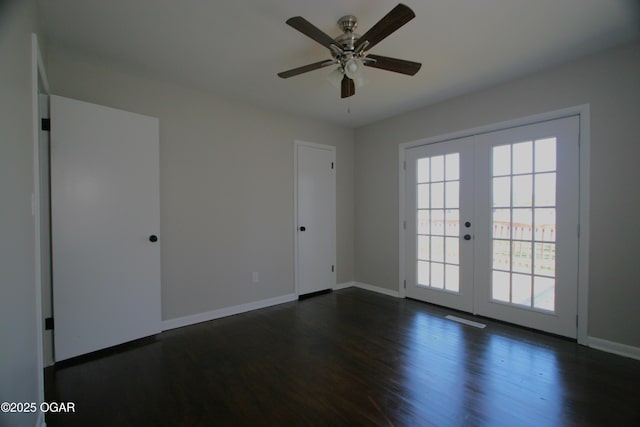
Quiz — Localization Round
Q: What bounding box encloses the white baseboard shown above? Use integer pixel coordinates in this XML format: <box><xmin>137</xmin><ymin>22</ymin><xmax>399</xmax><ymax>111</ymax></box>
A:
<box><xmin>588</xmin><ymin>336</ymin><xmax>640</xmax><ymax>361</ymax></box>
<box><xmin>162</xmin><ymin>293</ymin><xmax>297</xmax><ymax>331</ymax></box>
<box><xmin>333</xmin><ymin>281</ymin><xmax>356</xmax><ymax>290</ymax></box>
<box><xmin>355</xmin><ymin>282</ymin><xmax>401</xmax><ymax>298</ymax></box>
<box><xmin>334</xmin><ymin>281</ymin><xmax>401</xmax><ymax>298</ymax></box>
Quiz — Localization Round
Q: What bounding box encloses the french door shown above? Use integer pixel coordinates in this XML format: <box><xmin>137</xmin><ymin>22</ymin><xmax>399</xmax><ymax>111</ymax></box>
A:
<box><xmin>405</xmin><ymin>136</ymin><xmax>475</xmax><ymax>312</ymax></box>
<box><xmin>405</xmin><ymin>116</ymin><xmax>580</xmax><ymax>338</ymax></box>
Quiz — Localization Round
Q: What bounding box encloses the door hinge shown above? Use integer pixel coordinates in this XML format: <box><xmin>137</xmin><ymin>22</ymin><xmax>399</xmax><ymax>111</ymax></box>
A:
<box><xmin>45</xmin><ymin>317</ymin><xmax>54</xmax><ymax>330</ymax></box>
<box><xmin>404</xmin><ymin>279</ymin><xmax>407</xmax><ymax>289</ymax></box>
<box><xmin>576</xmin><ymin>315</ymin><xmax>579</xmax><ymax>328</ymax></box>
<box><xmin>403</xmin><ymin>160</ymin><xmax>406</xmax><ymax>170</ymax></box>
<box><xmin>331</xmin><ymin>162</ymin><xmax>334</xmax><ymax>169</ymax></box>
<box><xmin>41</xmin><ymin>118</ymin><xmax>51</xmax><ymax>131</ymax></box>
<box><xmin>577</xmin><ymin>224</ymin><xmax>580</xmax><ymax>238</ymax></box>
<box><xmin>331</xmin><ymin>265</ymin><xmax>335</xmax><ymax>272</ymax></box>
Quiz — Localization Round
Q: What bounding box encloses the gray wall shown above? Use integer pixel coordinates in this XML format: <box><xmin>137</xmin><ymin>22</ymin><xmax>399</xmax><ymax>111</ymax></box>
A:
<box><xmin>46</xmin><ymin>48</ymin><xmax>355</xmax><ymax>321</ymax></box>
<box><xmin>0</xmin><ymin>0</ymin><xmax>41</xmax><ymax>426</ymax></box>
<box><xmin>354</xmin><ymin>40</ymin><xmax>640</xmax><ymax>348</ymax></box>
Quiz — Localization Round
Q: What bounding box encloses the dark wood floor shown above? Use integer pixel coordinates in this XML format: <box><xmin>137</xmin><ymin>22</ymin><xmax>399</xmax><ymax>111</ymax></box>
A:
<box><xmin>45</xmin><ymin>288</ymin><xmax>640</xmax><ymax>426</ymax></box>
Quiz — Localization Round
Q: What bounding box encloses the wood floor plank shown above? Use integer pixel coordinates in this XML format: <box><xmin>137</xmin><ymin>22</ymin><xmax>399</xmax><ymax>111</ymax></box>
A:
<box><xmin>45</xmin><ymin>288</ymin><xmax>640</xmax><ymax>426</ymax></box>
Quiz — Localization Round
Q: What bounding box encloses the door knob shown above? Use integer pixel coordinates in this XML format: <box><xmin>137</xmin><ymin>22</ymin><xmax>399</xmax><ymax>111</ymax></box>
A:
<box><xmin>464</xmin><ymin>234</ymin><xmax>471</xmax><ymax>240</ymax></box>
<box><xmin>465</xmin><ymin>221</ymin><xmax>471</xmax><ymax>228</ymax></box>
<box><xmin>149</xmin><ymin>235</ymin><xmax>158</xmax><ymax>242</ymax></box>
<box><xmin>299</xmin><ymin>226</ymin><xmax>306</xmax><ymax>232</ymax></box>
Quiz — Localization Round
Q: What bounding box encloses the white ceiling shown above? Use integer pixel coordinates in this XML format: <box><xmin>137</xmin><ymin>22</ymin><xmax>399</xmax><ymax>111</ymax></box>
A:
<box><xmin>38</xmin><ymin>0</ymin><xmax>639</xmax><ymax>128</ymax></box>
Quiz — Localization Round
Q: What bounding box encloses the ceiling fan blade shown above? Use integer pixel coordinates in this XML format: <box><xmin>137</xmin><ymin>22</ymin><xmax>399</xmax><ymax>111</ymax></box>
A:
<box><xmin>341</xmin><ymin>75</ymin><xmax>355</xmax><ymax>98</ymax></box>
<box><xmin>355</xmin><ymin>4</ymin><xmax>415</xmax><ymax>51</ymax></box>
<box><xmin>364</xmin><ymin>54</ymin><xmax>421</xmax><ymax>76</ymax></box>
<box><xmin>286</xmin><ymin>16</ymin><xmax>337</xmax><ymax>49</ymax></box>
<box><xmin>278</xmin><ymin>60</ymin><xmax>336</xmax><ymax>79</ymax></box>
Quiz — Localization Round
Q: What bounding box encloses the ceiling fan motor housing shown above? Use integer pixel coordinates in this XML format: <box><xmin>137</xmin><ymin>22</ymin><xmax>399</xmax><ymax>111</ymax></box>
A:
<box><xmin>334</xmin><ymin>15</ymin><xmax>360</xmax><ymax>54</ymax></box>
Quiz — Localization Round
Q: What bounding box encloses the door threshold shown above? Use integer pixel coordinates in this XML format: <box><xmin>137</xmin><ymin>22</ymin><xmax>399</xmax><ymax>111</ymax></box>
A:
<box><xmin>298</xmin><ymin>289</ymin><xmax>332</xmax><ymax>300</ymax></box>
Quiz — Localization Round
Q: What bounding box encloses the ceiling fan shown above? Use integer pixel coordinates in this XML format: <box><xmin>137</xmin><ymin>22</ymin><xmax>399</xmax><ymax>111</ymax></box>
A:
<box><xmin>277</xmin><ymin>3</ymin><xmax>422</xmax><ymax>98</ymax></box>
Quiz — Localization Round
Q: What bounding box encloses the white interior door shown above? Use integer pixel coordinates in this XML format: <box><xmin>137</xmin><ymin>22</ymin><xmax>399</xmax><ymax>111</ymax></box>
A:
<box><xmin>404</xmin><ymin>116</ymin><xmax>580</xmax><ymax>337</ymax></box>
<box><xmin>295</xmin><ymin>141</ymin><xmax>336</xmax><ymax>296</ymax></box>
<box><xmin>51</xmin><ymin>95</ymin><xmax>161</xmax><ymax>361</ymax></box>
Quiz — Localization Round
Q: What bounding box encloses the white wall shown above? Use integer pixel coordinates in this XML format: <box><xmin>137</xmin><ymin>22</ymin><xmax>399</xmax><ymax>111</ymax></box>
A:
<box><xmin>46</xmin><ymin>48</ymin><xmax>355</xmax><ymax>321</ymax></box>
<box><xmin>354</xmin><ymin>40</ymin><xmax>640</xmax><ymax>348</ymax></box>
<box><xmin>0</xmin><ymin>0</ymin><xmax>42</xmax><ymax>426</ymax></box>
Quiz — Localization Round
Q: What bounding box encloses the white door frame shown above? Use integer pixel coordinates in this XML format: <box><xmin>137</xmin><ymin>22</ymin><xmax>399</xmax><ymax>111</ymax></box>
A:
<box><xmin>293</xmin><ymin>140</ymin><xmax>336</xmax><ymax>296</ymax></box>
<box><xmin>31</xmin><ymin>33</ymin><xmax>49</xmax><ymax>424</ymax></box>
<box><xmin>399</xmin><ymin>105</ymin><xmax>590</xmax><ymax>344</ymax></box>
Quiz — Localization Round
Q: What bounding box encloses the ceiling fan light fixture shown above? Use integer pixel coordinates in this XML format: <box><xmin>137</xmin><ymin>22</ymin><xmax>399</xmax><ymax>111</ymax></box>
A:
<box><xmin>344</xmin><ymin>58</ymin><xmax>358</xmax><ymax>78</ymax></box>
<box><xmin>345</xmin><ymin>58</ymin><xmax>367</xmax><ymax>88</ymax></box>
<box><xmin>352</xmin><ymin>72</ymin><xmax>368</xmax><ymax>89</ymax></box>
<box><xmin>327</xmin><ymin>67</ymin><xmax>344</xmax><ymax>88</ymax></box>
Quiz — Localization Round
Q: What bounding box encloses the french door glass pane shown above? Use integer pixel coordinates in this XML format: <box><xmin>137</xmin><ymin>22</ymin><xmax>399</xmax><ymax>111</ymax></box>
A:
<box><xmin>492</xmin><ymin>239</ymin><xmax>510</xmax><ymax>270</ymax></box>
<box><xmin>445</xmin><ymin>182</ymin><xmax>459</xmax><ymax>208</ymax></box>
<box><xmin>431</xmin><ymin>183</ymin><xmax>444</xmax><ymax>209</ymax></box>
<box><xmin>445</xmin><ymin>209</ymin><xmax>459</xmax><ymax>236</ymax></box>
<box><xmin>431</xmin><ymin>156</ymin><xmax>444</xmax><ymax>181</ymax></box>
<box><xmin>534</xmin><ymin>276</ymin><xmax>555</xmax><ymax>310</ymax></box>
<box><xmin>431</xmin><ymin>210</ymin><xmax>444</xmax><ymax>235</ymax></box>
<box><xmin>534</xmin><ymin>208</ymin><xmax>556</xmax><ymax>241</ymax></box>
<box><xmin>512</xmin><ymin>274</ymin><xmax>532</xmax><ymax>306</ymax></box>
<box><xmin>445</xmin><ymin>154</ymin><xmax>460</xmax><ymax>180</ymax></box>
<box><xmin>493</xmin><ymin>209</ymin><xmax>511</xmax><ymax>239</ymax></box>
<box><xmin>417</xmin><ymin>184</ymin><xmax>429</xmax><ymax>208</ymax></box>
<box><xmin>535</xmin><ymin>173</ymin><xmax>556</xmax><ymax>206</ymax></box>
<box><xmin>535</xmin><ymin>138</ymin><xmax>556</xmax><ymax>172</ymax></box>
<box><xmin>512</xmin><ymin>141</ymin><xmax>533</xmax><ymax>174</ymax></box>
<box><xmin>512</xmin><ymin>241</ymin><xmax>532</xmax><ymax>274</ymax></box>
<box><xmin>418</xmin><ymin>210</ymin><xmax>430</xmax><ymax>234</ymax></box>
<box><xmin>432</xmin><ymin>236</ymin><xmax>445</xmax><ymax>262</ymax></box>
<box><xmin>512</xmin><ymin>208</ymin><xmax>532</xmax><ymax>240</ymax></box>
<box><xmin>492</xmin><ymin>271</ymin><xmax>510</xmax><ymax>302</ymax></box>
<box><xmin>445</xmin><ymin>237</ymin><xmax>459</xmax><ymax>264</ymax></box>
<box><xmin>490</xmin><ymin>138</ymin><xmax>558</xmax><ymax>312</ymax></box>
<box><xmin>431</xmin><ymin>263</ymin><xmax>444</xmax><ymax>289</ymax></box>
<box><xmin>418</xmin><ymin>236</ymin><xmax>430</xmax><ymax>260</ymax></box>
<box><xmin>492</xmin><ymin>145</ymin><xmax>511</xmax><ymax>176</ymax></box>
<box><xmin>493</xmin><ymin>177</ymin><xmax>510</xmax><ymax>207</ymax></box>
<box><xmin>512</xmin><ymin>175</ymin><xmax>532</xmax><ymax>207</ymax></box>
<box><xmin>446</xmin><ymin>265</ymin><xmax>459</xmax><ymax>292</ymax></box>
<box><xmin>415</xmin><ymin>152</ymin><xmax>461</xmax><ymax>293</ymax></box>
